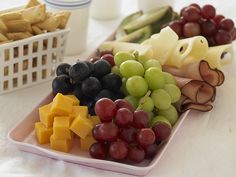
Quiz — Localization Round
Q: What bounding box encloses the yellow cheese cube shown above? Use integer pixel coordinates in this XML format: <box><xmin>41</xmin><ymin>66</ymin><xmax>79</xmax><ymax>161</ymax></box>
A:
<box><xmin>53</xmin><ymin>116</ymin><xmax>72</xmax><ymax>140</ymax></box>
<box><xmin>89</xmin><ymin>115</ymin><xmax>101</xmax><ymax>126</ymax></box>
<box><xmin>51</xmin><ymin>93</ymin><xmax>73</xmax><ymax>116</ymax></box>
<box><xmin>66</xmin><ymin>95</ymin><xmax>80</xmax><ymax>106</ymax></box>
<box><xmin>39</xmin><ymin>103</ymin><xmax>54</xmax><ymax>128</ymax></box>
<box><xmin>70</xmin><ymin>116</ymin><xmax>93</xmax><ymax>139</ymax></box>
<box><xmin>70</xmin><ymin>106</ymin><xmax>88</xmax><ymax>118</ymax></box>
<box><xmin>80</xmin><ymin>135</ymin><xmax>96</xmax><ymax>151</ymax></box>
<box><xmin>35</xmin><ymin>122</ymin><xmax>53</xmax><ymax>144</ymax></box>
<box><xmin>50</xmin><ymin>135</ymin><xmax>72</xmax><ymax>153</ymax></box>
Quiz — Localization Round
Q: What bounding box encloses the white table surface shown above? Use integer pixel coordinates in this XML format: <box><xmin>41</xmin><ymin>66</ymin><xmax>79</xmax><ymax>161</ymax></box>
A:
<box><xmin>0</xmin><ymin>0</ymin><xmax>236</xmax><ymax>177</ymax></box>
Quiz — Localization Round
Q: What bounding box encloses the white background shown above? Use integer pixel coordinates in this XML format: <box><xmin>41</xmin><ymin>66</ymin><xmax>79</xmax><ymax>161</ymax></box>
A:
<box><xmin>0</xmin><ymin>0</ymin><xmax>236</xmax><ymax>177</ymax></box>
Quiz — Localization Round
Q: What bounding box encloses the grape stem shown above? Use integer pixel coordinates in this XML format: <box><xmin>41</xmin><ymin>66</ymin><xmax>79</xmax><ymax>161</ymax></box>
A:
<box><xmin>136</xmin><ymin>90</ymin><xmax>151</xmax><ymax>110</ymax></box>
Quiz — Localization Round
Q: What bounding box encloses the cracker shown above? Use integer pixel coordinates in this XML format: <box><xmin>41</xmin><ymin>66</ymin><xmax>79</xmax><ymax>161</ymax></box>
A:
<box><xmin>21</xmin><ymin>4</ymin><xmax>46</xmax><ymax>24</ymax></box>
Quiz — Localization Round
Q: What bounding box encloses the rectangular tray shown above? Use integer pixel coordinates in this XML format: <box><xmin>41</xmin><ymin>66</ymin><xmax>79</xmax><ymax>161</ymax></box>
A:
<box><xmin>8</xmin><ymin>92</ymin><xmax>190</xmax><ymax>176</ymax></box>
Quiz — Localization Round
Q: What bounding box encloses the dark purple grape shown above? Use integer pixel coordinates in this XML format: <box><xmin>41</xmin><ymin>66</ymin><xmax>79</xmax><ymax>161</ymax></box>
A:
<box><xmin>56</xmin><ymin>63</ymin><xmax>71</xmax><ymax>76</ymax></box>
<box><xmin>84</xmin><ymin>61</ymin><xmax>94</xmax><ymax>75</ymax></box>
<box><xmin>93</xmin><ymin>59</ymin><xmax>111</xmax><ymax>78</ymax></box>
<box><xmin>90</xmin><ymin>57</ymin><xmax>100</xmax><ymax>63</ymax></box>
<box><xmin>101</xmin><ymin>73</ymin><xmax>122</xmax><ymax>92</ymax></box>
<box><xmin>52</xmin><ymin>74</ymin><xmax>73</xmax><ymax>95</ymax></box>
<box><xmin>69</xmin><ymin>62</ymin><xmax>90</xmax><ymax>84</ymax></box>
<box><xmin>81</xmin><ymin>77</ymin><xmax>101</xmax><ymax>98</ymax></box>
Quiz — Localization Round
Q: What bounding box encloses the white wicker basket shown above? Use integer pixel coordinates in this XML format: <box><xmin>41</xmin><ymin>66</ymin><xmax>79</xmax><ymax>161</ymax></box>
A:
<box><xmin>0</xmin><ymin>28</ymin><xmax>70</xmax><ymax>94</ymax></box>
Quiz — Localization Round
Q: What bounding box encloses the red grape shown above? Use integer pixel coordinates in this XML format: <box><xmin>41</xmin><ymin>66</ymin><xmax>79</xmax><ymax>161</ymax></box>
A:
<box><xmin>168</xmin><ymin>21</ymin><xmax>183</xmax><ymax>37</ymax></box>
<box><xmin>201</xmin><ymin>4</ymin><xmax>216</xmax><ymax>19</ymax></box>
<box><xmin>109</xmin><ymin>140</ymin><xmax>128</xmax><ymax>160</ymax></box>
<box><xmin>144</xmin><ymin>143</ymin><xmax>159</xmax><ymax>159</ymax></box>
<box><xmin>231</xmin><ymin>28</ymin><xmax>236</xmax><ymax>40</ymax></box>
<box><xmin>132</xmin><ymin>110</ymin><xmax>148</xmax><ymax>129</ymax></box>
<box><xmin>127</xmin><ymin>146</ymin><xmax>145</xmax><ymax>163</ymax></box>
<box><xmin>101</xmin><ymin>54</ymin><xmax>115</xmax><ymax>67</ymax></box>
<box><xmin>115</xmin><ymin>108</ymin><xmax>133</xmax><ymax>127</ymax></box>
<box><xmin>182</xmin><ymin>6</ymin><xmax>201</xmax><ymax>22</ymax></box>
<box><xmin>152</xmin><ymin>122</ymin><xmax>171</xmax><ymax>141</ymax></box>
<box><xmin>95</xmin><ymin>98</ymin><xmax>117</xmax><ymax>122</ymax></box>
<box><xmin>219</xmin><ymin>18</ymin><xmax>235</xmax><ymax>32</ymax></box>
<box><xmin>89</xmin><ymin>142</ymin><xmax>108</xmax><ymax>159</ymax></box>
<box><xmin>201</xmin><ymin>20</ymin><xmax>217</xmax><ymax>36</ymax></box>
<box><xmin>183</xmin><ymin>22</ymin><xmax>201</xmax><ymax>37</ymax></box>
<box><xmin>114</xmin><ymin>99</ymin><xmax>134</xmax><ymax>112</ymax></box>
<box><xmin>119</xmin><ymin>127</ymin><xmax>136</xmax><ymax>143</ymax></box>
<box><xmin>213</xmin><ymin>14</ymin><xmax>225</xmax><ymax>26</ymax></box>
<box><xmin>215</xmin><ymin>30</ymin><xmax>232</xmax><ymax>45</ymax></box>
<box><xmin>206</xmin><ymin>36</ymin><xmax>216</xmax><ymax>46</ymax></box>
<box><xmin>180</xmin><ymin>7</ymin><xmax>187</xmax><ymax>16</ymax></box>
<box><xmin>98</xmin><ymin>122</ymin><xmax>119</xmax><ymax>141</ymax></box>
<box><xmin>90</xmin><ymin>57</ymin><xmax>100</xmax><ymax>63</ymax></box>
<box><xmin>189</xmin><ymin>3</ymin><xmax>201</xmax><ymax>10</ymax></box>
<box><xmin>136</xmin><ymin>128</ymin><xmax>155</xmax><ymax>148</ymax></box>
<box><xmin>92</xmin><ymin>124</ymin><xmax>103</xmax><ymax>142</ymax></box>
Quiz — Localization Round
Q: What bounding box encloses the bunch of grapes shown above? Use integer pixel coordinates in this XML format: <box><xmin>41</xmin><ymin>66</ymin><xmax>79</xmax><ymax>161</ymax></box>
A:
<box><xmin>52</xmin><ymin>54</ymin><xmax>123</xmax><ymax>115</ymax></box>
<box><xmin>167</xmin><ymin>3</ymin><xmax>236</xmax><ymax>46</ymax></box>
<box><xmin>113</xmin><ymin>51</ymin><xmax>180</xmax><ymax>125</ymax></box>
<box><xmin>89</xmin><ymin>98</ymin><xmax>172</xmax><ymax>163</ymax></box>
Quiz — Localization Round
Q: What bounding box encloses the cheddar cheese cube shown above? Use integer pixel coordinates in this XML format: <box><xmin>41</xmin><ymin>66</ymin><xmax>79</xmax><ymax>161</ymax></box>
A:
<box><xmin>80</xmin><ymin>135</ymin><xmax>96</xmax><ymax>151</ymax></box>
<box><xmin>90</xmin><ymin>115</ymin><xmax>101</xmax><ymax>126</ymax></box>
<box><xmin>39</xmin><ymin>103</ymin><xmax>54</xmax><ymax>128</ymax></box>
<box><xmin>66</xmin><ymin>95</ymin><xmax>80</xmax><ymax>106</ymax></box>
<box><xmin>35</xmin><ymin>122</ymin><xmax>53</xmax><ymax>144</ymax></box>
<box><xmin>70</xmin><ymin>116</ymin><xmax>93</xmax><ymax>138</ymax></box>
<box><xmin>50</xmin><ymin>135</ymin><xmax>72</xmax><ymax>153</ymax></box>
<box><xmin>53</xmin><ymin>116</ymin><xmax>72</xmax><ymax>140</ymax></box>
<box><xmin>69</xmin><ymin>106</ymin><xmax>88</xmax><ymax>119</ymax></box>
<box><xmin>51</xmin><ymin>93</ymin><xmax>73</xmax><ymax>116</ymax></box>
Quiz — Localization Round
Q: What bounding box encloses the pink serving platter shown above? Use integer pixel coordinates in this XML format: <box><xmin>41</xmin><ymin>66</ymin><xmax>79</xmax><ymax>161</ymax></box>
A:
<box><xmin>8</xmin><ymin>92</ymin><xmax>190</xmax><ymax>176</ymax></box>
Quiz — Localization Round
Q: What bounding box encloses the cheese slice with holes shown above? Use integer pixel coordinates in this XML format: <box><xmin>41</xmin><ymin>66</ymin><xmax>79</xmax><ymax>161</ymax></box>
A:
<box><xmin>166</xmin><ymin>36</ymin><xmax>208</xmax><ymax>68</ymax></box>
<box><xmin>205</xmin><ymin>44</ymin><xmax>233</xmax><ymax>70</ymax></box>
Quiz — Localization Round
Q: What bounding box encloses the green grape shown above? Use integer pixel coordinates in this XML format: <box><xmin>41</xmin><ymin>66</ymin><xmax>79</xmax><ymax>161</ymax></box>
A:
<box><xmin>143</xmin><ymin>59</ymin><xmax>162</xmax><ymax>71</ymax></box>
<box><xmin>111</xmin><ymin>66</ymin><xmax>121</xmax><ymax>76</ymax></box>
<box><xmin>120</xmin><ymin>60</ymin><xmax>144</xmax><ymax>78</ymax></box>
<box><xmin>138</xmin><ymin>96</ymin><xmax>154</xmax><ymax>112</ymax></box>
<box><xmin>151</xmin><ymin>89</ymin><xmax>171</xmax><ymax>110</ymax></box>
<box><xmin>121</xmin><ymin>78</ymin><xmax>129</xmax><ymax>96</ymax></box>
<box><xmin>149</xmin><ymin>115</ymin><xmax>171</xmax><ymax>127</ymax></box>
<box><xmin>164</xmin><ymin>84</ymin><xmax>181</xmax><ymax>103</ymax></box>
<box><xmin>144</xmin><ymin>67</ymin><xmax>165</xmax><ymax>90</ymax></box>
<box><xmin>158</xmin><ymin>105</ymin><xmax>178</xmax><ymax>126</ymax></box>
<box><xmin>125</xmin><ymin>95</ymin><xmax>139</xmax><ymax>109</ymax></box>
<box><xmin>114</xmin><ymin>51</ymin><xmax>135</xmax><ymax>67</ymax></box>
<box><xmin>126</xmin><ymin>76</ymin><xmax>148</xmax><ymax>97</ymax></box>
<box><xmin>163</xmin><ymin>72</ymin><xmax>176</xmax><ymax>85</ymax></box>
